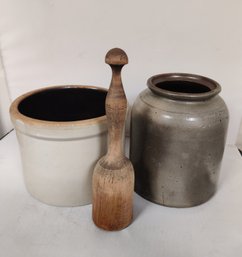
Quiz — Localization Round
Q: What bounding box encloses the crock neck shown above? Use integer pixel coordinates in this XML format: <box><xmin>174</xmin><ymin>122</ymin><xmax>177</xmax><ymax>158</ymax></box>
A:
<box><xmin>147</xmin><ymin>73</ymin><xmax>221</xmax><ymax>101</ymax></box>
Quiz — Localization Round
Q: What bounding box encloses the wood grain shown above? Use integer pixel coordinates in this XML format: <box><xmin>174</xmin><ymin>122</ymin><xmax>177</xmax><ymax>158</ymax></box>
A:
<box><xmin>92</xmin><ymin>48</ymin><xmax>134</xmax><ymax>231</ymax></box>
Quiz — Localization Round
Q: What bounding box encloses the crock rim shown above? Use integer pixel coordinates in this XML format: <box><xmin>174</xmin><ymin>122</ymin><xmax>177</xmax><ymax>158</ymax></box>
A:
<box><xmin>147</xmin><ymin>73</ymin><xmax>221</xmax><ymax>101</ymax></box>
<box><xmin>9</xmin><ymin>85</ymin><xmax>108</xmax><ymax>127</ymax></box>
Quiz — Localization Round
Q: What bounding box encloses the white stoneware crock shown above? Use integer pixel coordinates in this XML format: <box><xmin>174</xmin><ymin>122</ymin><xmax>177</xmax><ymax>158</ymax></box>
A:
<box><xmin>10</xmin><ymin>85</ymin><xmax>107</xmax><ymax>206</ymax></box>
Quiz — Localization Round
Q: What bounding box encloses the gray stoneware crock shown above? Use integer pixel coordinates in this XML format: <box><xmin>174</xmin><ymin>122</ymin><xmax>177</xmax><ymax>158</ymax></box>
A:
<box><xmin>130</xmin><ymin>73</ymin><xmax>229</xmax><ymax>207</ymax></box>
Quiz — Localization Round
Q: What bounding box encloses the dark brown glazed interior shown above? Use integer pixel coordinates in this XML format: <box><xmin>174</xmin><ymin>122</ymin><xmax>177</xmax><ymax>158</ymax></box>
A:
<box><xmin>148</xmin><ymin>73</ymin><xmax>221</xmax><ymax>101</ymax></box>
<box><xmin>156</xmin><ymin>81</ymin><xmax>211</xmax><ymax>93</ymax></box>
<box><xmin>18</xmin><ymin>87</ymin><xmax>107</xmax><ymax>122</ymax></box>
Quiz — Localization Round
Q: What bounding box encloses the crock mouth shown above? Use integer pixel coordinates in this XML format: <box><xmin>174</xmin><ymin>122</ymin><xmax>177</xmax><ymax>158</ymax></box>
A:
<box><xmin>10</xmin><ymin>85</ymin><xmax>108</xmax><ymax>127</ymax></box>
<box><xmin>147</xmin><ymin>73</ymin><xmax>221</xmax><ymax>101</ymax></box>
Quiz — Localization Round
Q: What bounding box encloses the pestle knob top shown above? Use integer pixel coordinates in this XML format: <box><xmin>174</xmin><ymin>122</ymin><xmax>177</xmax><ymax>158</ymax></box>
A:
<box><xmin>105</xmin><ymin>48</ymin><xmax>128</xmax><ymax>66</ymax></box>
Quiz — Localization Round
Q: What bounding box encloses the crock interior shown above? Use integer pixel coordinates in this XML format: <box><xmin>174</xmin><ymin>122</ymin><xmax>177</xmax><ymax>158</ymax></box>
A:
<box><xmin>156</xmin><ymin>81</ymin><xmax>211</xmax><ymax>93</ymax></box>
<box><xmin>18</xmin><ymin>87</ymin><xmax>107</xmax><ymax>122</ymax></box>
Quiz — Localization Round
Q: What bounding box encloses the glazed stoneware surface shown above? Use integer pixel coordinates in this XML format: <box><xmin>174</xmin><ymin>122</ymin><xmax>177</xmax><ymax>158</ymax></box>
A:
<box><xmin>130</xmin><ymin>73</ymin><xmax>229</xmax><ymax>207</ymax></box>
<box><xmin>10</xmin><ymin>85</ymin><xmax>107</xmax><ymax>206</ymax></box>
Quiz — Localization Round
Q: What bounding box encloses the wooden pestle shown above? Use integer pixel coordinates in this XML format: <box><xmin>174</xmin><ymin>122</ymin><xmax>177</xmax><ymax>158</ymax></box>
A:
<box><xmin>92</xmin><ymin>48</ymin><xmax>134</xmax><ymax>231</ymax></box>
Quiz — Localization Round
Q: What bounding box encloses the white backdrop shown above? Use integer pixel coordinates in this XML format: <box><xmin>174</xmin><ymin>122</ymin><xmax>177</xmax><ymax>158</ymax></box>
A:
<box><xmin>0</xmin><ymin>55</ymin><xmax>12</xmax><ymax>137</ymax></box>
<box><xmin>0</xmin><ymin>0</ymin><xmax>242</xmax><ymax>144</ymax></box>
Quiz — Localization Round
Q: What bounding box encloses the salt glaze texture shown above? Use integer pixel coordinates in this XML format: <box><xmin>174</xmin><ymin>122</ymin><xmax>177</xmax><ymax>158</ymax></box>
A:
<box><xmin>130</xmin><ymin>73</ymin><xmax>229</xmax><ymax>207</ymax></box>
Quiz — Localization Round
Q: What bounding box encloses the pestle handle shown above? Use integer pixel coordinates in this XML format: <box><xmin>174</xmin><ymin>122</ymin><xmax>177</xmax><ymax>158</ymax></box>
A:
<box><xmin>105</xmin><ymin>48</ymin><xmax>128</xmax><ymax>164</ymax></box>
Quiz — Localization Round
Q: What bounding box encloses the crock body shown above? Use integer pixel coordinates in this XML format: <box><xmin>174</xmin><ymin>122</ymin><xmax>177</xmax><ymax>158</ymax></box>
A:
<box><xmin>130</xmin><ymin>73</ymin><xmax>229</xmax><ymax>207</ymax></box>
<box><xmin>10</xmin><ymin>85</ymin><xmax>107</xmax><ymax>206</ymax></box>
